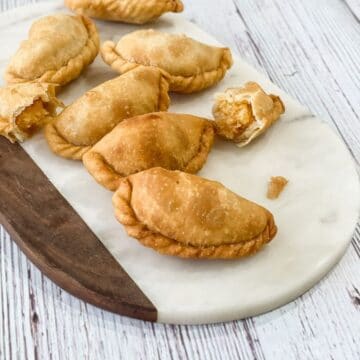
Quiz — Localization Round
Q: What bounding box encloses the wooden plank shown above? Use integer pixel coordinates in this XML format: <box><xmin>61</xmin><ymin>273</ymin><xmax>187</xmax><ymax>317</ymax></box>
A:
<box><xmin>0</xmin><ymin>137</ymin><xmax>157</xmax><ymax>322</ymax></box>
<box><xmin>344</xmin><ymin>0</ymin><xmax>360</xmax><ymax>21</ymax></box>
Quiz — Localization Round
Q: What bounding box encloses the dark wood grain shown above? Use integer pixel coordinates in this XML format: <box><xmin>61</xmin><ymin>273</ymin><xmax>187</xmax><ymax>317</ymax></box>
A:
<box><xmin>0</xmin><ymin>137</ymin><xmax>157</xmax><ymax>322</ymax></box>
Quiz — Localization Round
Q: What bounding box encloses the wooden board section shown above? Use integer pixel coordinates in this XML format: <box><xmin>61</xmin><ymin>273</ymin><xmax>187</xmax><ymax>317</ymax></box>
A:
<box><xmin>0</xmin><ymin>137</ymin><xmax>157</xmax><ymax>322</ymax></box>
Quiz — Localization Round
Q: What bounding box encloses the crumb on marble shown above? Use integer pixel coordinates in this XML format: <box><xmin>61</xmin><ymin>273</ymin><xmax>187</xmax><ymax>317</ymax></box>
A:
<box><xmin>267</xmin><ymin>176</ymin><xmax>288</xmax><ymax>199</ymax></box>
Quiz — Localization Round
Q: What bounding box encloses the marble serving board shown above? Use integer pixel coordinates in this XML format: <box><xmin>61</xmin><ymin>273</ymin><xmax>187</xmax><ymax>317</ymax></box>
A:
<box><xmin>0</xmin><ymin>1</ymin><xmax>359</xmax><ymax>325</ymax></box>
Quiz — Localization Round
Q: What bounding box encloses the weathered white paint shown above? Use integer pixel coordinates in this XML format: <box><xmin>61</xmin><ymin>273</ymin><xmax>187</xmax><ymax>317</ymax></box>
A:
<box><xmin>1</xmin><ymin>0</ymin><xmax>359</xmax><ymax>359</ymax></box>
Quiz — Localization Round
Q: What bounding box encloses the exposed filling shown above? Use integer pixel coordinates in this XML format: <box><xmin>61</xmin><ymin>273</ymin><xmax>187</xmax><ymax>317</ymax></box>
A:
<box><xmin>15</xmin><ymin>99</ymin><xmax>49</xmax><ymax>136</ymax></box>
<box><xmin>213</xmin><ymin>99</ymin><xmax>257</xmax><ymax>141</ymax></box>
<box><xmin>213</xmin><ymin>83</ymin><xmax>285</xmax><ymax>146</ymax></box>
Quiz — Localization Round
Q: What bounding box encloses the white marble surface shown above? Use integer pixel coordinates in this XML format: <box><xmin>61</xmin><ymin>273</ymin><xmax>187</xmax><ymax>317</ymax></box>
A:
<box><xmin>0</xmin><ymin>1</ymin><xmax>359</xmax><ymax>325</ymax></box>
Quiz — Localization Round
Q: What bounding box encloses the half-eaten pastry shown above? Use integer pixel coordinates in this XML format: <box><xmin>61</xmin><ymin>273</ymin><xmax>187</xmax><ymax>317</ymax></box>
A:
<box><xmin>101</xmin><ymin>29</ymin><xmax>233</xmax><ymax>93</ymax></box>
<box><xmin>0</xmin><ymin>82</ymin><xmax>63</xmax><ymax>142</ymax></box>
<box><xmin>65</xmin><ymin>0</ymin><xmax>184</xmax><ymax>24</ymax></box>
<box><xmin>213</xmin><ymin>82</ymin><xmax>285</xmax><ymax>146</ymax></box>
<box><xmin>83</xmin><ymin>112</ymin><xmax>215</xmax><ymax>191</ymax></box>
<box><xmin>5</xmin><ymin>14</ymin><xmax>99</xmax><ymax>86</ymax></box>
<box><xmin>113</xmin><ymin>168</ymin><xmax>277</xmax><ymax>259</ymax></box>
<box><xmin>45</xmin><ymin>66</ymin><xmax>170</xmax><ymax>160</ymax></box>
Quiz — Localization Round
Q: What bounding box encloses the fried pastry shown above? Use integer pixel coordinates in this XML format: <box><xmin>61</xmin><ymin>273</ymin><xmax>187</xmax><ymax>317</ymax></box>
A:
<box><xmin>45</xmin><ymin>66</ymin><xmax>170</xmax><ymax>160</ymax></box>
<box><xmin>113</xmin><ymin>168</ymin><xmax>277</xmax><ymax>259</ymax></box>
<box><xmin>65</xmin><ymin>0</ymin><xmax>184</xmax><ymax>24</ymax></box>
<box><xmin>0</xmin><ymin>82</ymin><xmax>63</xmax><ymax>142</ymax></box>
<box><xmin>83</xmin><ymin>112</ymin><xmax>214</xmax><ymax>191</ymax></box>
<box><xmin>5</xmin><ymin>14</ymin><xmax>99</xmax><ymax>86</ymax></box>
<box><xmin>101</xmin><ymin>29</ymin><xmax>233</xmax><ymax>93</ymax></box>
<box><xmin>267</xmin><ymin>176</ymin><xmax>288</xmax><ymax>199</ymax></box>
<box><xmin>213</xmin><ymin>82</ymin><xmax>285</xmax><ymax>146</ymax></box>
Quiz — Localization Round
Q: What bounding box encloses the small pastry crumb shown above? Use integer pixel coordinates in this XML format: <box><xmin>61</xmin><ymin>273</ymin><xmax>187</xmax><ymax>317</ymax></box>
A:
<box><xmin>212</xmin><ymin>82</ymin><xmax>285</xmax><ymax>146</ymax></box>
<box><xmin>267</xmin><ymin>176</ymin><xmax>288</xmax><ymax>199</ymax></box>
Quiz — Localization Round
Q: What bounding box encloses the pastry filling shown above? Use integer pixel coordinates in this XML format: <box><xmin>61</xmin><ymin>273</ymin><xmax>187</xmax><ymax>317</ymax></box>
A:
<box><xmin>267</xmin><ymin>176</ymin><xmax>288</xmax><ymax>199</ymax></box>
<box><xmin>213</xmin><ymin>98</ymin><xmax>257</xmax><ymax>141</ymax></box>
<box><xmin>15</xmin><ymin>99</ymin><xmax>49</xmax><ymax>136</ymax></box>
<box><xmin>213</xmin><ymin>82</ymin><xmax>284</xmax><ymax>145</ymax></box>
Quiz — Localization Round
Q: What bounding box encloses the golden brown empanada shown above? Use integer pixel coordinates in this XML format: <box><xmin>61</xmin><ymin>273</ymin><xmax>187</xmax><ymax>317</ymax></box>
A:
<box><xmin>65</xmin><ymin>0</ymin><xmax>184</xmax><ymax>24</ymax></box>
<box><xmin>101</xmin><ymin>29</ymin><xmax>233</xmax><ymax>93</ymax></box>
<box><xmin>213</xmin><ymin>82</ymin><xmax>285</xmax><ymax>146</ymax></box>
<box><xmin>0</xmin><ymin>82</ymin><xmax>63</xmax><ymax>142</ymax></box>
<box><xmin>83</xmin><ymin>112</ymin><xmax>214</xmax><ymax>190</ymax></box>
<box><xmin>45</xmin><ymin>66</ymin><xmax>170</xmax><ymax>160</ymax></box>
<box><xmin>5</xmin><ymin>14</ymin><xmax>99</xmax><ymax>86</ymax></box>
<box><xmin>113</xmin><ymin>168</ymin><xmax>277</xmax><ymax>259</ymax></box>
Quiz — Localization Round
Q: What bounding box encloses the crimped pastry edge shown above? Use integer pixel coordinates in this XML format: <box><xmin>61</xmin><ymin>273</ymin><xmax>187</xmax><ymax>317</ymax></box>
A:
<box><xmin>44</xmin><ymin>120</ymin><xmax>92</xmax><ymax>160</ymax></box>
<box><xmin>83</xmin><ymin>151</ymin><xmax>123</xmax><ymax>191</ymax></box>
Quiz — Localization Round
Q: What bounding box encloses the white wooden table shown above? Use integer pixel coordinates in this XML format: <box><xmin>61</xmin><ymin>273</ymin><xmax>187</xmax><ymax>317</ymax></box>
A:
<box><xmin>1</xmin><ymin>0</ymin><xmax>359</xmax><ymax>359</ymax></box>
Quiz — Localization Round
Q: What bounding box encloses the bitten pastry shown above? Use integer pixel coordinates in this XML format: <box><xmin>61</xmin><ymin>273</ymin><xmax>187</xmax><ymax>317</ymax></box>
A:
<box><xmin>113</xmin><ymin>168</ymin><xmax>277</xmax><ymax>259</ymax></box>
<box><xmin>213</xmin><ymin>82</ymin><xmax>285</xmax><ymax>146</ymax></box>
<box><xmin>83</xmin><ymin>112</ymin><xmax>215</xmax><ymax>191</ymax></box>
<box><xmin>65</xmin><ymin>0</ymin><xmax>184</xmax><ymax>24</ymax></box>
<box><xmin>101</xmin><ymin>29</ymin><xmax>233</xmax><ymax>93</ymax></box>
<box><xmin>0</xmin><ymin>82</ymin><xmax>63</xmax><ymax>142</ymax></box>
<box><xmin>5</xmin><ymin>14</ymin><xmax>99</xmax><ymax>86</ymax></box>
<box><xmin>45</xmin><ymin>66</ymin><xmax>170</xmax><ymax>160</ymax></box>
